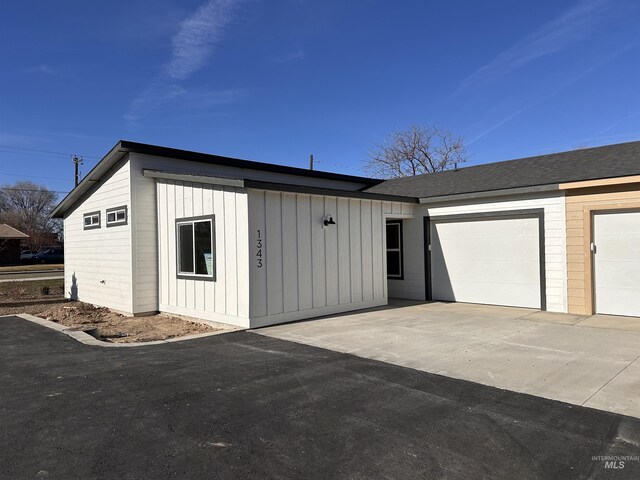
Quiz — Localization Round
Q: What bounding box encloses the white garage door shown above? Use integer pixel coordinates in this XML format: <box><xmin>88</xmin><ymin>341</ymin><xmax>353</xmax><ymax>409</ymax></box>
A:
<box><xmin>430</xmin><ymin>216</ymin><xmax>542</xmax><ymax>309</ymax></box>
<box><xmin>594</xmin><ymin>211</ymin><xmax>640</xmax><ymax>317</ymax></box>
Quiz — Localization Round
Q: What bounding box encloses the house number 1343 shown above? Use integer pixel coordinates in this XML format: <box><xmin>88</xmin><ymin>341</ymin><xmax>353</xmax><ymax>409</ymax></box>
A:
<box><xmin>256</xmin><ymin>229</ymin><xmax>263</xmax><ymax>268</ymax></box>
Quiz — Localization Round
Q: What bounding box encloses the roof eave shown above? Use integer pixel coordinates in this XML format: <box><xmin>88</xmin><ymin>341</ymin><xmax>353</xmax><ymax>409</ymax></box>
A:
<box><xmin>418</xmin><ymin>183</ymin><xmax>560</xmax><ymax>204</ymax></box>
<box><xmin>50</xmin><ymin>141</ymin><xmax>129</xmax><ymax>218</ymax></box>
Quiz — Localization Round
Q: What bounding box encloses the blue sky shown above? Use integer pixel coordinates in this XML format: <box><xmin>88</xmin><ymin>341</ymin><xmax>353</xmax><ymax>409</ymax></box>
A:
<box><xmin>1</xmin><ymin>0</ymin><xmax>639</xmax><ymax>197</ymax></box>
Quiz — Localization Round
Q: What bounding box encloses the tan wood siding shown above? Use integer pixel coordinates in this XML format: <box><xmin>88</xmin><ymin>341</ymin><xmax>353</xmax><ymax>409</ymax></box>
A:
<box><xmin>564</xmin><ymin>183</ymin><xmax>640</xmax><ymax>314</ymax></box>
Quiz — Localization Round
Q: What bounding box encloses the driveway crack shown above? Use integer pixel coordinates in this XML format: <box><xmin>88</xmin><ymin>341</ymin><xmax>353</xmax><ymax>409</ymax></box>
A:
<box><xmin>581</xmin><ymin>351</ymin><xmax>640</xmax><ymax>406</ymax></box>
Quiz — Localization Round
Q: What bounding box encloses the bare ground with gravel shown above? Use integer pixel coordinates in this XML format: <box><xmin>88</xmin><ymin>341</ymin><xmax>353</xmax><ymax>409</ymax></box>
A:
<box><xmin>0</xmin><ymin>279</ymin><xmax>221</xmax><ymax>343</ymax></box>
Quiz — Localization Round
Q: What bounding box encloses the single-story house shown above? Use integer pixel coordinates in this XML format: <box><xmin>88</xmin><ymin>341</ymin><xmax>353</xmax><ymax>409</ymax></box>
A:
<box><xmin>0</xmin><ymin>224</ymin><xmax>29</xmax><ymax>266</ymax></box>
<box><xmin>51</xmin><ymin>140</ymin><xmax>640</xmax><ymax>327</ymax></box>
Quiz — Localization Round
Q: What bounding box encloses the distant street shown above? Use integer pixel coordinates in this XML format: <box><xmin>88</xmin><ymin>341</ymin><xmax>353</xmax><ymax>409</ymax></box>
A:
<box><xmin>0</xmin><ymin>270</ymin><xmax>63</xmax><ymax>283</ymax></box>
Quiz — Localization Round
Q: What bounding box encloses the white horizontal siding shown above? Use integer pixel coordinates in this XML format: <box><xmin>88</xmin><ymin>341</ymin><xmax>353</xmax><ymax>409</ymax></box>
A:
<box><xmin>390</xmin><ymin>193</ymin><xmax>567</xmax><ymax>312</ymax></box>
<box><xmin>63</xmin><ymin>160</ymin><xmax>133</xmax><ymax>313</ymax></box>
<box><xmin>248</xmin><ymin>190</ymin><xmax>394</xmax><ymax>327</ymax></box>
<box><xmin>156</xmin><ymin>180</ymin><xmax>250</xmax><ymax>327</ymax></box>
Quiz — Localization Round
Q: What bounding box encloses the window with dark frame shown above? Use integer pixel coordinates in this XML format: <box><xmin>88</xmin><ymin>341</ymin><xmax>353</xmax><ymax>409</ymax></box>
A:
<box><xmin>177</xmin><ymin>216</ymin><xmax>215</xmax><ymax>280</ymax></box>
<box><xmin>106</xmin><ymin>206</ymin><xmax>128</xmax><ymax>227</ymax></box>
<box><xmin>83</xmin><ymin>211</ymin><xmax>100</xmax><ymax>230</ymax></box>
<box><xmin>386</xmin><ymin>220</ymin><xmax>403</xmax><ymax>279</ymax></box>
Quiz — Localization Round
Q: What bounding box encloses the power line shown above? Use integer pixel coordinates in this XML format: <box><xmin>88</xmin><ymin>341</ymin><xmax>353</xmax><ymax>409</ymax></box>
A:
<box><xmin>0</xmin><ymin>144</ymin><xmax>101</xmax><ymax>159</ymax></box>
<box><xmin>0</xmin><ymin>187</ymin><xmax>70</xmax><ymax>194</ymax></box>
<box><xmin>0</xmin><ymin>172</ymin><xmax>71</xmax><ymax>181</ymax></box>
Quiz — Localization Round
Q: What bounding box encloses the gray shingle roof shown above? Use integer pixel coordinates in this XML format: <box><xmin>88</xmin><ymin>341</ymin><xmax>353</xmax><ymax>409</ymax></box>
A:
<box><xmin>365</xmin><ymin>141</ymin><xmax>640</xmax><ymax>199</ymax></box>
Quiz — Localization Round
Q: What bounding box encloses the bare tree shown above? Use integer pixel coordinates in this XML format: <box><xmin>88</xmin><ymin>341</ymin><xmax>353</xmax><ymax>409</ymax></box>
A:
<box><xmin>366</xmin><ymin>124</ymin><xmax>468</xmax><ymax>178</ymax></box>
<box><xmin>0</xmin><ymin>181</ymin><xmax>61</xmax><ymax>248</ymax></box>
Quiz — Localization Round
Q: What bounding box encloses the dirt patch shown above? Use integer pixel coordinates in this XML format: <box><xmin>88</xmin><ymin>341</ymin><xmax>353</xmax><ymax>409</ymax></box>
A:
<box><xmin>1</xmin><ymin>279</ymin><xmax>221</xmax><ymax>343</ymax></box>
<box><xmin>39</xmin><ymin>303</ymin><xmax>219</xmax><ymax>343</ymax></box>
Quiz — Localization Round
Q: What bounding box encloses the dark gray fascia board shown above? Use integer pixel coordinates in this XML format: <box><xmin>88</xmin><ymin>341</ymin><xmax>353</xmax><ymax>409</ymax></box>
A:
<box><xmin>51</xmin><ymin>142</ymin><xmax>129</xmax><ymax>218</ymax></box>
<box><xmin>244</xmin><ymin>179</ymin><xmax>420</xmax><ymax>203</ymax></box>
<box><xmin>418</xmin><ymin>183</ymin><xmax>560</xmax><ymax>205</ymax></box>
<box><xmin>51</xmin><ymin>140</ymin><xmax>384</xmax><ymax>218</ymax></box>
<box><xmin>119</xmin><ymin>140</ymin><xmax>380</xmax><ymax>185</ymax></box>
<box><xmin>142</xmin><ymin>169</ymin><xmax>246</xmax><ymax>188</ymax></box>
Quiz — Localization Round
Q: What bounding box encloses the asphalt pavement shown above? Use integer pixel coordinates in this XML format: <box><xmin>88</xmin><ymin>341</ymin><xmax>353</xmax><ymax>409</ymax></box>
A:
<box><xmin>1</xmin><ymin>315</ymin><xmax>639</xmax><ymax>479</ymax></box>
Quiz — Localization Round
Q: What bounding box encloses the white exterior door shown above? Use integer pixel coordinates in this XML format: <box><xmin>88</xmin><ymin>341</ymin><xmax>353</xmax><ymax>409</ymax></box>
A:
<box><xmin>430</xmin><ymin>215</ymin><xmax>542</xmax><ymax>309</ymax></box>
<box><xmin>593</xmin><ymin>211</ymin><xmax>640</xmax><ymax>317</ymax></box>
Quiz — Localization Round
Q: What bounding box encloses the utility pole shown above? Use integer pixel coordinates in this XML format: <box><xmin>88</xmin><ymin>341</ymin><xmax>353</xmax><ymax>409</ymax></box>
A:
<box><xmin>309</xmin><ymin>154</ymin><xmax>314</xmax><ymax>171</ymax></box>
<box><xmin>72</xmin><ymin>155</ymin><xmax>84</xmax><ymax>186</ymax></box>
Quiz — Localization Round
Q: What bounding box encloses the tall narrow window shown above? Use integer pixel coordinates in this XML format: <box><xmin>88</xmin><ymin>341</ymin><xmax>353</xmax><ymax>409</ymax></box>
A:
<box><xmin>177</xmin><ymin>216</ymin><xmax>215</xmax><ymax>280</ymax></box>
<box><xmin>386</xmin><ymin>220</ymin><xmax>403</xmax><ymax>279</ymax></box>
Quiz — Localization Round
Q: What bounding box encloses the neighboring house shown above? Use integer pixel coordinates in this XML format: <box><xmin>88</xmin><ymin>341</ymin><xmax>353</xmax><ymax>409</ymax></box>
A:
<box><xmin>0</xmin><ymin>224</ymin><xmax>29</xmax><ymax>265</ymax></box>
<box><xmin>51</xmin><ymin>140</ymin><xmax>640</xmax><ymax>326</ymax></box>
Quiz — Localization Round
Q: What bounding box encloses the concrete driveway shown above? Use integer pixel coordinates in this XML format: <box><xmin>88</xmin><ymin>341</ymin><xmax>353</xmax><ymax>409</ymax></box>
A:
<box><xmin>257</xmin><ymin>301</ymin><xmax>640</xmax><ymax>419</ymax></box>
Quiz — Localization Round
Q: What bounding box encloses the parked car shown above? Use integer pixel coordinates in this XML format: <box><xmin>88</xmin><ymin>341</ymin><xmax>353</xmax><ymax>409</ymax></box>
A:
<box><xmin>20</xmin><ymin>250</ymin><xmax>37</xmax><ymax>262</ymax></box>
<box><xmin>30</xmin><ymin>248</ymin><xmax>64</xmax><ymax>265</ymax></box>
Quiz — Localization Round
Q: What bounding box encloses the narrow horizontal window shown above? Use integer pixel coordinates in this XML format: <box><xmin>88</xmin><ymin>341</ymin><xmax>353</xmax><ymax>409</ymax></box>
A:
<box><xmin>83</xmin><ymin>211</ymin><xmax>100</xmax><ymax>230</ymax></box>
<box><xmin>106</xmin><ymin>206</ymin><xmax>128</xmax><ymax>227</ymax></box>
<box><xmin>176</xmin><ymin>216</ymin><xmax>215</xmax><ymax>281</ymax></box>
<box><xmin>386</xmin><ymin>221</ymin><xmax>403</xmax><ymax>279</ymax></box>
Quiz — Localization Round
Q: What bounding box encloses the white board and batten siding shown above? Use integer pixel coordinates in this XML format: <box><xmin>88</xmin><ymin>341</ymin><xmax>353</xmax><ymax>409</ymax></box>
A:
<box><xmin>155</xmin><ymin>180</ymin><xmax>250</xmax><ymax>327</ymax></box>
<box><xmin>247</xmin><ymin>189</ymin><xmax>413</xmax><ymax>327</ymax></box>
<box><xmin>63</xmin><ymin>160</ymin><xmax>134</xmax><ymax>313</ymax></box>
<box><xmin>126</xmin><ymin>153</ymin><xmax>374</xmax><ymax>315</ymax></box>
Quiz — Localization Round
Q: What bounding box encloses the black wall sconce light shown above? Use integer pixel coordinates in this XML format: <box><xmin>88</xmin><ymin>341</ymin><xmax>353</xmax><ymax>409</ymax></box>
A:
<box><xmin>323</xmin><ymin>214</ymin><xmax>336</xmax><ymax>226</ymax></box>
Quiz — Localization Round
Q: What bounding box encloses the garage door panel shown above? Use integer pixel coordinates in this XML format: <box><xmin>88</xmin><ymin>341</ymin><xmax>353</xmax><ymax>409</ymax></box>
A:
<box><xmin>432</xmin><ymin>237</ymin><xmax>539</xmax><ymax>262</ymax></box>
<box><xmin>430</xmin><ymin>216</ymin><xmax>541</xmax><ymax>309</ymax></box>
<box><xmin>595</xmin><ymin>213</ymin><xmax>640</xmax><ymax>235</ymax></box>
<box><xmin>594</xmin><ymin>211</ymin><xmax>640</xmax><ymax>316</ymax></box>
<box><xmin>594</xmin><ymin>236</ymin><xmax>640</xmax><ymax>261</ymax></box>
<box><xmin>596</xmin><ymin>262</ymin><xmax>640</xmax><ymax>289</ymax></box>
<box><xmin>432</xmin><ymin>280</ymin><xmax>540</xmax><ymax>309</ymax></box>
<box><xmin>434</xmin><ymin>218</ymin><xmax>538</xmax><ymax>239</ymax></box>
<box><xmin>431</xmin><ymin>259</ymin><xmax>540</xmax><ymax>285</ymax></box>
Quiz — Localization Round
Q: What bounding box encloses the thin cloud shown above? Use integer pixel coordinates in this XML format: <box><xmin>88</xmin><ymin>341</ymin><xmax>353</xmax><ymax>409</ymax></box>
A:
<box><xmin>125</xmin><ymin>0</ymin><xmax>242</xmax><ymax>124</ymax></box>
<box><xmin>593</xmin><ymin>110</ymin><xmax>640</xmax><ymax>138</ymax></box>
<box><xmin>454</xmin><ymin>0</ymin><xmax>609</xmax><ymax>97</ymax></box>
<box><xmin>24</xmin><ymin>65</ymin><xmax>71</xmax><ymax>79</ymax></box>
<box><xmin>467</xmin><ymin>40</ymin><xmax>635</xmax><ymax>145</ymax></box>
<box><xmin>26</xmin><ymin>65</ymin><xmax>54</xmax><ymax>75</ymax></box>
<box><xmin>165</xmin><ymin>0</ymin><xmax>239</xmax><ymax>80</ymax></box>
<box><xmin>273</xmin><ymin>47</ymin><xmax>305</xmax><ymax>63</ymax></box>
<box><xmin>468</xmin><ymin>108</ymin><xmax>526</xmax><ymax>145</ymax></box>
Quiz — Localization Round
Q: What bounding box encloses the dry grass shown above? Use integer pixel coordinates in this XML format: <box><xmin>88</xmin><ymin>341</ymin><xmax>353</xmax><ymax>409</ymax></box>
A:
<box><xmin>0</xmin><ymin>264</ymin><xmax>63</xmax><ymax>272</ymax></box>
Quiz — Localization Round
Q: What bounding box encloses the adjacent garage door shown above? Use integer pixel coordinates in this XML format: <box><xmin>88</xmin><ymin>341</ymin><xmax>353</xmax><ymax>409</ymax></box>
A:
<box><xmin>593</xmin><ymin>211</ymin><xmax>640</xmax><ymax>317</ymax></box>
<box><xmin>427</xmin><ymin>211</ymin><xmax>545</xmax><ymax>309</ymax></box>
